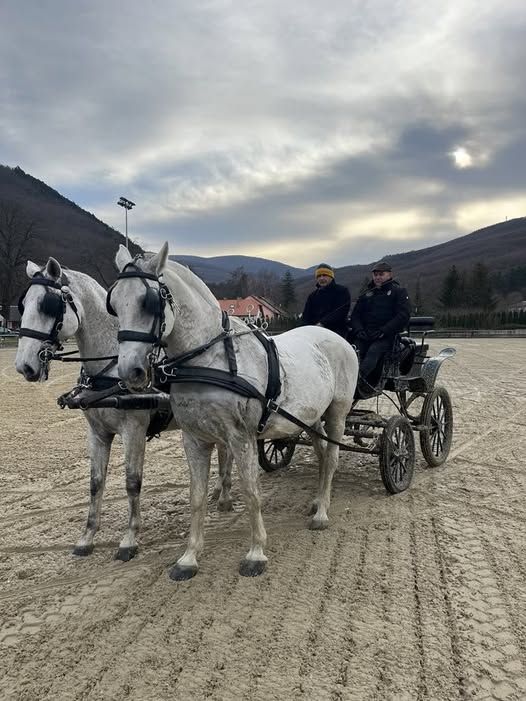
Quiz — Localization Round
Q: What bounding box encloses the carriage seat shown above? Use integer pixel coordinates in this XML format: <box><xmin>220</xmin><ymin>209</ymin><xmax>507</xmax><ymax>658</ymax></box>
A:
<box><xmin>398</xmin><ymin>336</ymin><xmax>416</xmax><ymax>375</ymax></box>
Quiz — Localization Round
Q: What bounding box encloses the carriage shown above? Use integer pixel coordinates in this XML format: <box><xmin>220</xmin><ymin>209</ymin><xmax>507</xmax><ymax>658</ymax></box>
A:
<box><xmin>16</xmin><ymin>247</ymin><xmax>455</xmax><ymax>577</ymax></box>
<box><xmin>257</xmin><ymin>317</ymin><xmax>456</xmax><ymax>494</ymax></box>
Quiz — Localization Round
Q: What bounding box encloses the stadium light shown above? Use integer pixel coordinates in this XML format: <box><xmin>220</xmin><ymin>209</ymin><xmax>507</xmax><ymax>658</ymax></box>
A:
<box><xmin>117</xmin><ymin>196</ymin><xmax>136</xmax><ymax>249</ymax></box>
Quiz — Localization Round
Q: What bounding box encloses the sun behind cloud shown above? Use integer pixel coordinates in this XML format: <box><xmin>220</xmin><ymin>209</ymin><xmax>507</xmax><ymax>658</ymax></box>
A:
<box><xmin>451</xmin><ymin>147</ymin><xmax>473</xmax><ymax>169</ymax></box>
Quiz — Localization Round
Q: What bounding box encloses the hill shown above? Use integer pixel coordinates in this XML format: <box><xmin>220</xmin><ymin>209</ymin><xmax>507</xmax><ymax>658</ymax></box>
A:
<box><xmin>293</xmin><ymin>218</ymin><xmax>526</xmax><ymax>312</ymax></box>
<box><xmin>0</xmin><ymin>164</ymin><xmax>140</xmax><ymax>293</ymax></box>
<box><xmin>169</xmin><ymin>253</ymin><xmax>315</xmax><ymax>283</ymax></box>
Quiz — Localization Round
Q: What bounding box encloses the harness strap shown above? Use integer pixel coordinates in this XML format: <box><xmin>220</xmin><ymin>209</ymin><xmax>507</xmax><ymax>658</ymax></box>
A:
<box><xmin>18</xmin><ymin>328</ymin><xmax>56</xmax><ymax>342</ymax></box>
<box><xmin>77</xmin><ymin>382</ymin><xmax>125</xmax><ymax>408</ymax></box>
<box><xmin>117</xmin><ymin>268</ymin><xmax>159</xmax><ymax>281</ymax></box>
<box><xmin>222</xmin><ymin>311</ymin><xmax>238</xmax><ymax>375</ymax></box>
<box><xmin>57</xmin><ymin>378</ymin><xmax>122</xmax><ymax>409</ymax></box>
<box><xmin>265</xmin><ymin>402</ymin><xmax>352</xmax><ymax>449</ymax></box>
<box><xmin>53</xmin><ymin>352</ymin><xmax>119</xmax><ymax>362</ymax></box>
<box><xmin>156</xmin><ymin>364</ymin><xmax>350</xmax><ymax>447</ymax></box>
<box><xmin>252</xmin><ymin>329</ymin><xmax>281</xmax><ymax>431</ymax></box>
<box><xmin>87</xmin><ymin>374</ymin><xmax>122</xmax><ymax>391</ymax></box>
<box><xmin>155</xmin><ymin>365</ymin><xmax>267</xmax><ymax>401</ymax></box>
<box><xmin>156</xmin><ymin>317</ymin><xmax>281</xmax><ymax>432</ymax></box>
<box><xmin>165</xmin><ymin>312</ymin><xmax>235</xmax><ymax>368</ymax></box>
<box><xmin>118</xmin><ymin>330</ymin><xmax>161</xmax><ymax>344</ymax></box>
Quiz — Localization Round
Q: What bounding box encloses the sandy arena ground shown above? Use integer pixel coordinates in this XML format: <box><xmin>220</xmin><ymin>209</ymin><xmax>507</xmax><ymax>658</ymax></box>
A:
<box><xmin>1</xmin><ymin>339</ymin><xmax>525</xmax><ymax>700</ymax></box>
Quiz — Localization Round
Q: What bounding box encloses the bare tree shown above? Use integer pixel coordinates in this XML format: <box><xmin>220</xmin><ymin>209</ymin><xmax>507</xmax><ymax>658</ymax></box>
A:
<box><xmin>253</xmin><ymin>269</ymin><xmax>280</xmax><ymax>300</ymax></box>
<box><xmin>0</xmin><ymin>201</ymin><xmax>40</xmax><ymax>322</ymax></box>
<box><xmin>79</xmin><ymin>248</ymin><xmax>114</xmax><ymax>289</ymax></box>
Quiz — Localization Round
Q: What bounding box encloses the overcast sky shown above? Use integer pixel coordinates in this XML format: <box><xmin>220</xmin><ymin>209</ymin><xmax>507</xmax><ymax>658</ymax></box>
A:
<box><xmin>2</xmin><ymin>0</ymin><xmax>525</xmax><ymax>268</ymax></box>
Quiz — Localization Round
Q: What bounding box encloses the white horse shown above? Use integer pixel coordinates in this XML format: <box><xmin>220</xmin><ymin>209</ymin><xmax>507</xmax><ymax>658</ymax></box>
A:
<box><xmin>109</xmin><ymin>243</ymin><xmax>359</xmax><ymax>579</ymax></box>
<box><xmin>15</xmin><ymin>256</ymin><xmax>233</xmax><ymax>561</ymax></box>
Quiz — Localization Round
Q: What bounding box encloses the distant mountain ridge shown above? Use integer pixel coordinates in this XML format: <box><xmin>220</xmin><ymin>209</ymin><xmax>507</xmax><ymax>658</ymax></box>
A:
<box><xmin>169</xmin><ymin>253</ymin><xmax>316</xmax><ymax>283</ymax></box>
<box><xmin>294</xmin><ymin>217</ymin><xmax>526</xmax><ymax>310</ymax></box>
<box><xmin>1</xmin><ymin>164</ymin><xmax>525</xmax><ymax>311</ymax></box>
<box><xmin>170</xmin><ymin>220</ymin><xmax>526</xmax><ymax>311</ymax></box>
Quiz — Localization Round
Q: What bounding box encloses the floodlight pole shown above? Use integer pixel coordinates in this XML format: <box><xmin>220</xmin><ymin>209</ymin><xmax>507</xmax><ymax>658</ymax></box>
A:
<box><xmin>117</xmin><ymin>196</ymin><xmax>136</xmax><ymax>249</ymax></box>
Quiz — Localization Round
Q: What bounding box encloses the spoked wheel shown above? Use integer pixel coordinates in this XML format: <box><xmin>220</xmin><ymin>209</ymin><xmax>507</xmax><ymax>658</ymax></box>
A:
<box><xmin>419</xmin><ymin>386</ymin><xmax>453</xmax><ymax>467</ymax></box>
<box><xmin>257</xmin><ymin>438</ymin><xmax>297</xmax><ymax>472</ymax></box>
<box><xmin>379</xmin><ymin>415</ymin><xmax>415</xmax><ymax>494</ymax></box>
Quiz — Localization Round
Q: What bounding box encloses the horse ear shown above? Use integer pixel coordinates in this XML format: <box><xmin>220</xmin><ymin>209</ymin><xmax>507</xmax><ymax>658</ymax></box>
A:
<box><xmin>147</xmin><ymin>242</ymin><xmax>169</xmax><ymax>276</ymax></box>
<box><xmin>26</xmin><ymin>261</ymin><xmax>41</xmax><ymax>278</ymax></box>
<box><xmin>115</xmin><ymin>244</ymin><xmax>133</xmax><ymax>272</ymax></box>
<box><xmin>46</xmin><ymin>257</ymin><xmax>62</xmax><ymax>281</ymax></box>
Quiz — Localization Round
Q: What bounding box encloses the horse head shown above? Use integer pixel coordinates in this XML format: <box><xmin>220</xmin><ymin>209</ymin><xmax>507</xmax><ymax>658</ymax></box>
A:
<box><xmin>15</xmin><ymin>257</ymin><xmax>81</xmax><ymax>381</ymax></box>
<box><xmin>108</xmin><ymin>242</ymin><xmax>175</xmax><ymax>390</ymax></box>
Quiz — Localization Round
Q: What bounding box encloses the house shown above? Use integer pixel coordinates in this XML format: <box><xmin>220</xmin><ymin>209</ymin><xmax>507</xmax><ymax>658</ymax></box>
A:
<box><xmin>508</xmin><ymin>300</ymin><xmax>526</xmax><ymax>312</ymax></box>
<box><xmin>1</xmin><ymin>305</ymin><xmax>22</xmax><ymax>330</ymax></box>
<box><xmin>217</xmin><ymin>295</ymin><xmax>284</xmax><ymax>324</ymax></box>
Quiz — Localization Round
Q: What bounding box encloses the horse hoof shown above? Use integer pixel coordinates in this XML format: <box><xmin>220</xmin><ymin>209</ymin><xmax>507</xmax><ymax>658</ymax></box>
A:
<box><xmin>168</xmin><ymin>564</ymin><xmax>198</xmax><ymax>581</ymax></box>
<box><xmin>309</xmin><ymin>517</ymin><xmax>329</xmax><ymax>531</ymax></box>
<box><xmin>72</xmin><ymin>544</ymin><xmax>93</xmax><ymax>557</ymax></box>
<box><xmin>115</xmin><ymin>546</ymin><xmax>138</xmax><ymax>562</ymax></box>
<box><xmin>239</xmin><ymin>559</ymin><xmax>267</xmax><ymax>577</ymax></box>
<box><xmin>217</xmin><ymin>499</ymin><xmax>233</xmax><ymax>512</ymax></box>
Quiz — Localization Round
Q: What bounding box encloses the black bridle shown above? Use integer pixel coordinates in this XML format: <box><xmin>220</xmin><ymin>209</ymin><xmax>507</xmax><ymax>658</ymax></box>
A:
<box><xmin>106</xmin><ymin>262</ymin><xmax>173</xmax><ymax>348</ymax></box>
<box><xmin>17</xmin><ymin>273</ymin><xmax>82</xmax><ymax>379</ymax></box>
<box><xmin>18</xmin><ymin>273</ymin><xmax>81</xmax><ymax>345</ymax></box>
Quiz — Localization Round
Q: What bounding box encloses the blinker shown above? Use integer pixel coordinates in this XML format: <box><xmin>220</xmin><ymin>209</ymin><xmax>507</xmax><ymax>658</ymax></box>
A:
<box><xmin>39</xmin><ymin>291</ymin><xmax>64</xmax><ymax>318</ymax></box>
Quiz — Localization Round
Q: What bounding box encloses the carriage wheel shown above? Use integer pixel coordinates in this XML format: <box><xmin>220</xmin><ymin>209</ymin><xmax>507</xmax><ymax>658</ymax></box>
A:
<box><xmin>419</xmin><ymin>386</ymin><xmax>453</xmax><ymax>467</ymax></box>
<box><xmin>379</xmin><ymin>415</ymin><xmax>415</xmax><ymax>494</ymax></box>
<box><xmin>257</xmin><ymin>438</ymin><xmax>297</xmax><ymax>472</ymax></box>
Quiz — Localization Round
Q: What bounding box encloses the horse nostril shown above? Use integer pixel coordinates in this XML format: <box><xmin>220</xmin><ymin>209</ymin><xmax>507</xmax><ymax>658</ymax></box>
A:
<box><xmin>23</xmin><ymin>364</ymin><xmax>38</xmax><ymax>381</ymax></box>
<box><xmin>131</xmin><ymin>367</ymin><xmax>146</xmax><ymax>383</ymax></box>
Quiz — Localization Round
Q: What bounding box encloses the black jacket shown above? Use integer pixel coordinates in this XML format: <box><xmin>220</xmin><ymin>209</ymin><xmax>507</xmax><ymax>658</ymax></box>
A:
<box><xmin>302</xmin><ymin>280</ymin><xmax>351</xmax><ymax>337</ymax></box>
<box><xmin>350</xmin><ymin>279</ymin><xmax>411</xmax><ymax>338</ymax></box>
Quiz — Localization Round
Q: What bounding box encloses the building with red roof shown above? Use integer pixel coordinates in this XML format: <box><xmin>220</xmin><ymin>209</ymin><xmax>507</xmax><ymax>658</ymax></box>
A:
<box><xmin>217</xmin><ymin>295</ymin><xmax>284</xmax><ymax>323</ymax></box>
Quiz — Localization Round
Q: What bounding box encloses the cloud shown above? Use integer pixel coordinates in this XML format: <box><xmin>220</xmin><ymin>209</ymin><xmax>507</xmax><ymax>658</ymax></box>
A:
<box><xmin>1</xmin><ymin>0</ymin><xmax>525</xmax><ymax>266</ymax></box>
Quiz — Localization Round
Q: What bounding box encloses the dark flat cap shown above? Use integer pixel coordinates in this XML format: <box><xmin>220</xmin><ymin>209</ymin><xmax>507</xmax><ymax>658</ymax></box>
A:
<box><xmin>371</xmin><ymin>261</ymin><xmax>392</xmax><ymax>272</ymax></box>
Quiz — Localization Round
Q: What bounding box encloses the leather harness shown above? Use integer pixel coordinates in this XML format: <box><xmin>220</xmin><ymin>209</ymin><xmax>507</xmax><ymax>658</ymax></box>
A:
<box><xmin>106</xmin><ymin>262</ymin><xmax>354</xmax><ymax>445</ymax></box>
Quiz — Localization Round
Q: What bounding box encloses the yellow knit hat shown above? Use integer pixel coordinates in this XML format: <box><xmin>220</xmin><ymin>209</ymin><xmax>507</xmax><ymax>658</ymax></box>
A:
<box><xmin>315</xmin><ymin>263</ymin><xmax>334</xmax><ymax>279</ymax></box>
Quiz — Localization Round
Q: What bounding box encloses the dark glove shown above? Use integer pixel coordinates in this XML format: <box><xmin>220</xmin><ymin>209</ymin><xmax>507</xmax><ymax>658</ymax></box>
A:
<box><xmin>368</xmin><ymin>330</ymin><xmax>384</xmax><ymax>341</ymax></box>
<box><xmin>355</xmin><ymin>330</ymin><xmax>368</xmax><ymax>341</ymax></box>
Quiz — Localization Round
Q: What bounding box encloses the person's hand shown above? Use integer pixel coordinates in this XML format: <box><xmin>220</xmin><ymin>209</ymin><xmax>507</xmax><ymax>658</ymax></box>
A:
<box><xmin>368</xmin><ymin>330</ymin><xmax>384</xmax><ymax>341</ymax></box>
<box><xmin>355</xmin><ymin>330</ymin><xmax>368</xmax><ymax>341</ymax></box>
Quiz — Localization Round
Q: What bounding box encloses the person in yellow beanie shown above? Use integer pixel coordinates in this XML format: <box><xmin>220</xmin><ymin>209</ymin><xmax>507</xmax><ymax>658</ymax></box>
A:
<box><xmin>301</xmin><ymin>263</ymin><xmax>351</xmax><ymax>337</ymax></box>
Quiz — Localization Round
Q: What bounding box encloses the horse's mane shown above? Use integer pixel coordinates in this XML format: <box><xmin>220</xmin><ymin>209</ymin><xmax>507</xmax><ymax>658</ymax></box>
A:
<box><xmin>163</xmin><ymin>259</ymin><xmax>221</xmax><ymax>315</ymax></box>
<box><xmin>62</xmin><ymin>267</ymin><xmax>107</xmax><ymax>296</ymax></box>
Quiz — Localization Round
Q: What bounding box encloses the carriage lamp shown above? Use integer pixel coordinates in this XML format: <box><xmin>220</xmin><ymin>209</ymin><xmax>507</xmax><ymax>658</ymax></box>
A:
<box><xmin>117</xmin><ymin>196</ymin><xmax>136</xmax><ymax>249</ymax></box>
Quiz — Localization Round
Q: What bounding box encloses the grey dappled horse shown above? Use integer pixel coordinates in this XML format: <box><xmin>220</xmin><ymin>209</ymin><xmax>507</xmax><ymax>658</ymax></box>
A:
<box><xmin>15</xmin><ymin>257</ymin><xmax>233</xmax><ymax>561</ymax></box>
<box><xmin>109</xmin><ymin>243</ymin><xmax>359</xmax><ymax>579</ymax></box>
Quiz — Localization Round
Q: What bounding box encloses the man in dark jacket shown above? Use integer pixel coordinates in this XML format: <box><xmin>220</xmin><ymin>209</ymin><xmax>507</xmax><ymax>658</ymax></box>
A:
<box><xmin>350</xmin><ymin>261</ymin><xmax>411</xmax><ymax>387</ymax></box>
<box><xmin>302</xmin><ymin>263</ymin><xmax>351</xmax><ymax>337</ymax></box>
